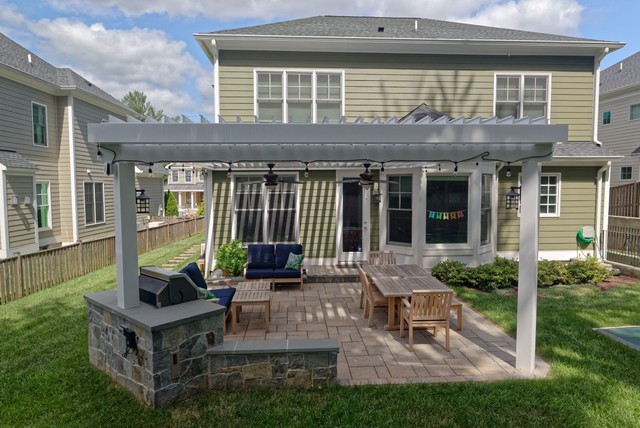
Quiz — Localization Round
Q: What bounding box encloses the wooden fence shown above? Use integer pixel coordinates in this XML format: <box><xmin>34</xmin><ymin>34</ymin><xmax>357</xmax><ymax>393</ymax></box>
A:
<box><xmin>609</xmin><ymin>183</ymin><xmax>640</xmax><ymax>217</ymax></box>
<box><xmin>0</xmin><ymin>217</ymin><xmax>204</xmax><ymax>305</ymax></box>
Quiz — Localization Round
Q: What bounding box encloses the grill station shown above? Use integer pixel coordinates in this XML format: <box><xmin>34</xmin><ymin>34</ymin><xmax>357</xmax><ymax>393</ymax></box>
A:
<box><xmin>138</xmin><ymin>266</ymin><xmax>199</xmax><ymax>308</ymax></box>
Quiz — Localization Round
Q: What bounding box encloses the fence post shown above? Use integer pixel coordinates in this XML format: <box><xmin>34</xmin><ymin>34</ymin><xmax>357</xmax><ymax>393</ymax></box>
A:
<box><xmin>78</xmin><ymin>240</ymin><xmax>84</xmax><ymax>276</ymax></box>
<box><xmin>15</xmin><ymin>252</ymin><xmax>23</xmax><ymax>298</ymax></box>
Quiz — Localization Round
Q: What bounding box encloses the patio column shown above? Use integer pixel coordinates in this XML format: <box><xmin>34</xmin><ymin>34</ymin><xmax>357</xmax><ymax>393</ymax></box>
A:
<box><xmin>515</xmin><ymin>160</ymin><xmax>541</xmax><ymax>373</ymax></box>
<box><xmin>204</xmin><ymin>171</ymin><xmax>215</xmax><ymax>276</ymax></box>
<box><xmin>114</xmin><ymin>161</ymin><xmax>139</xmax><ymax>308</ymax></box>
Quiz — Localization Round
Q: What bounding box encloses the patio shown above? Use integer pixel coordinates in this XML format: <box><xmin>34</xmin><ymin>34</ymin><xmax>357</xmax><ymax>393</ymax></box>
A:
<box><xmin>221</xmin><ymin>277</ymin><xmax>550</xmax><ymax>385</ymax></box>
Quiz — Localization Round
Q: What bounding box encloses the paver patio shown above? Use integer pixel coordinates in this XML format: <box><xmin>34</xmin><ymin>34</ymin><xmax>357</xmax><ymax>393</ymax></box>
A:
<box><xmin>222</xmin><ymin>280</ymin><xmax>550</xmax><ymax>385</ymax></box>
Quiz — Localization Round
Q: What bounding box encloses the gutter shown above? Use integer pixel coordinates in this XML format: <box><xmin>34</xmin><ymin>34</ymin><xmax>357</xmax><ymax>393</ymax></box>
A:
<box><xmin>593</xmin><ymin>47</ymin><xmax>610</xmax><ymax>146</ymax></box>
<box><xmin>68</xmin><ymin>95</ymin><xmax>79</xmax><ymax>243</ymax></box>
<box><xmin>595</xmin><ymin>161</ymin><xmax>611</xmax><ymax>260</ymax></box>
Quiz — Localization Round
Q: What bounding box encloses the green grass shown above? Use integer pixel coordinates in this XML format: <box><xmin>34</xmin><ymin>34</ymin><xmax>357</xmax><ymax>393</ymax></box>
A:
<box><xmin>1</xmin><ymin>244</ymin><xmax>640</xmax><ymax>427</ymax></box>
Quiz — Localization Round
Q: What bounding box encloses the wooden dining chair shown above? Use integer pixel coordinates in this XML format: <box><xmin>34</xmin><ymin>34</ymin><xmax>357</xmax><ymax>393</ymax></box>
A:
<box><xmin>358</xmin><ymin>265</ymin><xmax>389</xmax><ymax>327</ymax></box>
<box><xmin>368</xmin><ymin>250</ymin><xmax>396</xmax><ymax>265</ymax></box>
<box><xmin>399</xmin><ymin>290</ymin><xmax>453</xmax><ymax>352</ymax></box>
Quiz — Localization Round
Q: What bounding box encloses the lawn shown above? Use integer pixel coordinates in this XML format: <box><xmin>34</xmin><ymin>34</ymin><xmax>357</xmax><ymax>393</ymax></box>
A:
<box><xmin>1</xmin><ymin>237</ymin><xmax>639</xmax><ymax>427</ymax></box>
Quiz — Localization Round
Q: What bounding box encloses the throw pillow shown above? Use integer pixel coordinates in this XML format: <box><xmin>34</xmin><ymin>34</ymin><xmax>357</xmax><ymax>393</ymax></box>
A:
<box><xmin>284</xmin><ymin>252</ymin><xmax>303</xmax><ymax>270</ymax></box>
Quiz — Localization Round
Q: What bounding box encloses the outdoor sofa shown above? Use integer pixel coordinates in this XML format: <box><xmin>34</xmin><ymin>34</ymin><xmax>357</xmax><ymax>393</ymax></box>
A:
<box><xmin>244</xmin><ymin>243</ymin><xmax>304</xmax><ymax>290</ymax></box>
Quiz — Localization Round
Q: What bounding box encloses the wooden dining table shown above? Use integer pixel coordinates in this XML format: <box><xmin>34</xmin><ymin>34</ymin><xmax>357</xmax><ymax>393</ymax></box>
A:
<box><xmin>359</xmin><ymin>264</ymin><xmax>454</xmax><ymax>330</ymax></box>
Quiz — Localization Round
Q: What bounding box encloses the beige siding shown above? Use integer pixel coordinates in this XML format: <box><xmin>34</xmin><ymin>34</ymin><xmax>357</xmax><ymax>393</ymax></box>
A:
<box><xmin>218</xmin><ymin>52</ymin><xmax>594</xmax><ymax>141</ymax></box>
<box><xmin>6</xmin><ymin>174</ymin><xmax>36</xmax><ymax>248</ymax></box>
<box><xmin>136</xmin><ymin>176</ymin><xmax>165</xmax><ymax>217</ymax></box>
<box><xmin>73</xmin><ymin>98</ymin><xmax>119</xmax><ymax>242</ymax></box>
<box><xmin>497</xmin><ymin>166</ymin><xmax>600</xmax><ymax>252</ymax></box>
<box><xmin>212</xmin><ymin>171</ymin><xmax>232</xmax><ymax>250</ymax></box>
<box><xmin>599</xmin><ymin>88</ymin><xmax>640</xmax><ymax>186</ymax></box>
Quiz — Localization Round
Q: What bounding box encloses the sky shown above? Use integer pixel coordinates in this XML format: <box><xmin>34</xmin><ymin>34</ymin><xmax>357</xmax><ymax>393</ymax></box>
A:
<box><xmin>1</xmin><ymin>0</ymin><xmax>637</xmax><ymax>120</ymax></box>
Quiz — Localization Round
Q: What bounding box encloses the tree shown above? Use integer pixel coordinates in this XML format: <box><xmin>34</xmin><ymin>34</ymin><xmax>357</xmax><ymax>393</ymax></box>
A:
<box><xmin>164</xmin><ymin>191</ymin><xmax>179</xmax><ymax>216</ymax></box>
<box><xmin>121</xmin><ymin>90</ymin><xmax>164</xmax><ymax>121</ymax></box>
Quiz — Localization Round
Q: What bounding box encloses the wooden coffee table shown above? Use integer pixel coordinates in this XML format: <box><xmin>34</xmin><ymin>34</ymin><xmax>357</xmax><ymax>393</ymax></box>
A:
<box><xmin>230</xmin><ymin>289</ymin><xmax>271</xmax><ymax>334</ymax></box>
<box><xmin>235</xmin><ymin>281</ymin><xmax>271</xmax><ymax>291</ymax></box>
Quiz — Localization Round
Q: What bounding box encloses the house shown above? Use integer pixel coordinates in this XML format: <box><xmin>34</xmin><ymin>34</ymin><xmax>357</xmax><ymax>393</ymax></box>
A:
<box><xmin>165</xmin><ymin>162</ymin><xmax>205</xmax><ymax>216</ymax></box>
<box><xmin>0</xmin><ymin>33</ymin><xmax>165</xmax><ymax>258</ymax></box>
<box><xmin>598</xmin><ymin>51</ymin><xmax>640</xmax><ymax>187</ymax></box>
<box><xmin>191</xmin><ymin>15</ymin><xmax>624</xmax><ymax>267</ymax></box>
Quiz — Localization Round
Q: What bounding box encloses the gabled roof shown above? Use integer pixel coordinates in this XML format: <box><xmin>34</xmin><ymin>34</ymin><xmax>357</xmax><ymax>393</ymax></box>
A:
<box><xmin>0</xmin><ymin>33</ymin><xmax>133</xmax><ymax>113</ymax></box>
<box><xmin>196</xmin><ymin>16</ymin><xmax>624</xmax><ymax>58</ymax></box>
<box><xmin>600</xmin><ymin>51</ymin><xmax>640</xmax><ymax>95</ymax></box>
<box><xmin>208</xmin><ymin>15</ymin><xmax>601</xmax><ymax>43</ymax></box>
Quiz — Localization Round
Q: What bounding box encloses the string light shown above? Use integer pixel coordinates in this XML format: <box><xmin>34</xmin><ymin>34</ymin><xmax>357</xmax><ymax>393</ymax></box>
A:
<box><xmin>148</xmin><ymin>163</ymin><xmax>153</xmax><ymax>174</ymax></box>
<box><xmin>227</xmin><ymin>162</ymin><xmax>233</xmax><ymax>178</ymax></box>
<box><xmin>453</xmin><ymin>162</ymin><xmax>459</xmax><ymax>175</ymax></box>
<box><xmin>304</xmin><ymin>162</ymin><xmax>309</xmax><ymax>178</ymax></box>
<box><xmin>96</xmin><ymin>145</ymin><xmax>102</xmax><ymax>162</ymax></box>
<box><xmin>506</xmin><ymin>162</ymin><xmax>512</xmax><ymax>178</ymax></box>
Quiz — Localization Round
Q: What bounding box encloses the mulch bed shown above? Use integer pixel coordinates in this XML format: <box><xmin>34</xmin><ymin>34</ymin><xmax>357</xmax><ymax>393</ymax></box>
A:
<box><xmin>598</xmin><ymin>274</ymin><xmax>640</xmax><ymax>291</ymax></box>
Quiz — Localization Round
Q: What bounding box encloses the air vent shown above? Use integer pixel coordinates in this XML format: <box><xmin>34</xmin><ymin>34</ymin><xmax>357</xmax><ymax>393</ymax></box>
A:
<box><xmin>377</xmin><ymin>27</ymin><xmax>384</xmax><ymax>32</ymax></box>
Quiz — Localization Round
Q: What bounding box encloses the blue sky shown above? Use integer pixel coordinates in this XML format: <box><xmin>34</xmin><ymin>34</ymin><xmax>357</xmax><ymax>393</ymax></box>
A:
<box><xmin>1</xmin><ymin>0</ymin><xmax>637</xmax><ymax>119</ymax></box>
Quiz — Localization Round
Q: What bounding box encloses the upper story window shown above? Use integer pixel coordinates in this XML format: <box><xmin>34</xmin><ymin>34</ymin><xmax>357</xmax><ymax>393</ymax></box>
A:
<box><xmin>495</xmin><ymin>74</ymin><xmax>549</xmax><ymax>119</ymax></box>
<box><xmin>185</xmin><ymin>169</ymin><xmax>192</xmax><ymax>182</ymax></box>
<box><xmin>387</xmin><ymin>175</ymin><xmax>412</xmax><ymax>245</ymax></box>
<box><xmin>620</xmin><ymin>166</ymin><xmax>632</xmax><ymax>181</ymax></box>
<box><xmin>171</xmin><ymin>171</ymin><xmax>179</xmax><ymax>183</ymax></box>
<box><xmin>603</xmin><ymin>111</ymin><xmax>611</xmax><ymax>125</ymax></box>
<box><xmin>630</xmin><ymin>104</ymin><xmax>640</xmax><ymax>121</ymax></box>
<box><xmin>32</xmin><ymin>102</ymin><xmax>48</xmax><ymax>146</ymax></box>
<box><xmin>256</xmin><ymin>70</ymin><xmax>343</xmax><ymax>123</ymax></box>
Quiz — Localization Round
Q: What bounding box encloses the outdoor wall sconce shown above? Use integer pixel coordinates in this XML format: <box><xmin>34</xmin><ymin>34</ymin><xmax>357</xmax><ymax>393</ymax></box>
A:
<box><xmin>505</xmin><ymin>186</ymin><xmax>521</xmax><ymax>210</ymax></box>
<box><xmin>372</xmin><ymin>190</ymin><xmax>382</xmax><ymax>203</ymax></box>
<box><xmin>136</xmin><ymin>189</ymin><xmax>150</xmax><ymax>214</ymax></box>
<box><xmin>10</xmin><ymin>196</ymin><xmax>18</xmax><ymax>206</ymax></box>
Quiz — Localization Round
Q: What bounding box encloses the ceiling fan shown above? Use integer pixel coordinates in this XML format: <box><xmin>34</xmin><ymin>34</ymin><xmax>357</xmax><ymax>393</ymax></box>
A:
<box><xmin>336</xmin><ymin>162</ymin><xmax>396</xmax><ymax>188</ymax></box>
<box><xmin>240</xmin><ymin>163</ymin><xmax>304</xmax><ymax>187</ymax></box>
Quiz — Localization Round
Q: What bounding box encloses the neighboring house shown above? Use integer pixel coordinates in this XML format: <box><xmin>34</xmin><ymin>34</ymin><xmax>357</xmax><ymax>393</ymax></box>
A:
<box><xmin>599</xmin><ymin>51</ymin><xmax>640</xmax><ymax>187</ymax></box>
<box><xmin>185</xmin><ymin>16</ymin><xmax>624</xmax><ymax>266</ymax></box>
<box><xmin>165</xmin><ymin>162</ymin><xmax>205</xmax><ymax>216</ymax></box>
<box><xmin>0</xmin><ymin>33</ymin><xmax>164</xmax><ymax>258</ymax></box>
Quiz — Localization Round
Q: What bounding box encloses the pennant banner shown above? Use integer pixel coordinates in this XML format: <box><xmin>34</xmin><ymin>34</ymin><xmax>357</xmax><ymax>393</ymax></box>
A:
<box><xmin>426</xmin><ymin>210</ymin><xmax>466</xmax><ymax>221</ymax></box>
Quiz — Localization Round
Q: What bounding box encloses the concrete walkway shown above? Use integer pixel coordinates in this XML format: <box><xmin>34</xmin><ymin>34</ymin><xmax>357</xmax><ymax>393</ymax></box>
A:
<box><xmin>223</xmin><ymin>281</ymin><xmax>550</xmax><ymax>385</ymax></box>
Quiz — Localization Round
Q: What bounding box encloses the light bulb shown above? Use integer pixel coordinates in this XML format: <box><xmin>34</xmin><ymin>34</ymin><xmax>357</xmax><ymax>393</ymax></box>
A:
<box><xmin>506</xmin><ymin>166</ymin><xmax>512</xmax><ymax>178</ymax></box>
<box><xmin>453</xmin><ymin>163</ymin><xmax>458</xmax><ymax>175</ymax></box>
<box><xmin>96</xmin><ymin>147</ymin><xmax>102</xmax><ymax>162</ymax></box>
<box><xmin>304</xmin><ymin>170</ymin><xmax>309</xmax><ymax>178</ymax></box>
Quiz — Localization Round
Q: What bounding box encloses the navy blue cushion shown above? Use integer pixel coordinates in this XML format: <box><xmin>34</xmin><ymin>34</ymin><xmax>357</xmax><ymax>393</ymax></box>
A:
<box><xmin>273</xmin><ymin>268</ymin><xmax>302</xmax><ymax>279</ymax></box>
<box><xmin>210</xmin><ymin>287</ymin><xmax>236</xmax><ymax>310</ymax></box>
<box><xmin>275</xmin><ymin>244</ymin><xmax>303</xmax><ymax>268</ymax></box>
<box><xmin>179</xmin><ymin>262</ymin><xmax>207</xmax><ymax>289</ymax></box>
<box><xmin>245</xmin><ymin>268</ymin><xmax>276</xmax><ymax>279</ymax></box>
<box><xmin>247</xmin><ymin>244</ymin><xmax>275</xmax><ymax>269</ymax></box>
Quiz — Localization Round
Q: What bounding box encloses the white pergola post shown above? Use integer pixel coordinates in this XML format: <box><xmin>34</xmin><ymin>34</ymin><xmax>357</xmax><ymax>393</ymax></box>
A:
<box><xmin>114</xmin><ymin>161</ymin><xmax>140</xmax><ymax>308</ymax></box>
<box><xmin>516</xmin><ymin>160</ymin><xmax>541</xmax><ymax>372</ymax></box>
<box><xmin>204</xmin><ymin>171</ymin><xmax>215</xmax><ymax>276</ymax></box>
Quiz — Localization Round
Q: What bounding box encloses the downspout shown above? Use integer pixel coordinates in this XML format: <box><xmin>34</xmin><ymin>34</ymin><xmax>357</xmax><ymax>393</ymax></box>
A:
<box><xmin>67</xmin><ymin>95</ymin><xmax>79</xmax><ymax>243</ymax></box>
<box><xmin>593</xmin><ymin>47</ymin><xmax>609</xmax><ymax>146</ymax></box>
<box><xmin>595</xmin><ymin>161</ymin><xmax>611</xmax><ymax>260</ymax></box>
<box><xmin>211</xmin><ymin>39</ymin><xmax>220</xmax><ymax>123</ymax></box>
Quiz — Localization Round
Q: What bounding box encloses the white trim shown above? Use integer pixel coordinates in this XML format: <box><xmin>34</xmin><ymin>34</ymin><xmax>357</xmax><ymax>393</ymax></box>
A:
<box><xmin>31</xmin><ymin>101</ymin><xmax>49</xmax><ymax>147</ymax></box>
<box><xmin>516</xmin><ymin>172</ymin><xmax>561</xmax><ymax>217</ymax></box>
<box><xmin>83</xmin><ymin>181</ymin><xmax>106</xmax><ymax>226</ymax></box>
<box><xmin>619</xmin><ymin>166</ymin><xmax>633</xmax><ymax>181</ymax></box>
<box><xmin>35</xmin><ymin>181</ymin><xmax>52</xmax><ymax>231</ymax></box>
<box><xmin>336</xmin><ymin>169</ymin><xmax>370</xmax><ymax>262</ymax></box>
<box><xmin>211</xmin><ymin>40</ymin><xmax>220</xmax><ymax>123</ymax></box>
<box><xmin>497</xmin><ymin>250</ymin><xmax>578</xmax><ymax>261</ymax></box>
<box><xmin>67</xmin><ymin>96</ymin><xmax>79</xmax><ymax>243</ymax></box>
<box><xmin>0</xmin><ymin>171</ymin><xmax>7</xmax><ymax>258</ymax></box>
<box><xmin>493</xmin><ymin>73</ymin><xmax>552</xmax><ymax>121</ymax></box>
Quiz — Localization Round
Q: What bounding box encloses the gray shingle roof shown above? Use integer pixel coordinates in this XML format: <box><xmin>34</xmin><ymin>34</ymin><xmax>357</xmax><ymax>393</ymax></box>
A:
<box><xmin>208</xmin><ymin>15</ymin><xmax>607</xmax><ymax>43</ymax></box>
<box><xmin>0</xmin><ymin>32</ymin><xmax>131</xmax><ymax>111</ymax></box>
<box><xmin>553</xmin><ymin>142</ymin><xmax>624</xmax><ymax>158</ymax></box>
<box><xmin>0</xmin><ymin>149</ymin><xmax>38</xmax><ymax>170</ymax></box>
<box><xmin>166</xmin><ymin>183</ymin><xmax>204</xmax><ymax>192</ymax></box>
<box><xmin>600</xmin><ymin>51</ymin><xmax>640</xmax><ymax>94</ymax></box>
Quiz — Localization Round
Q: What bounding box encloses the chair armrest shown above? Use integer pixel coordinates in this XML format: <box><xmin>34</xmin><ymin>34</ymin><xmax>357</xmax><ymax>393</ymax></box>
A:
<box><xmin>401</xmin><ymin>297</ymin><xmax>411</xmax><ymax>309</ymax></box>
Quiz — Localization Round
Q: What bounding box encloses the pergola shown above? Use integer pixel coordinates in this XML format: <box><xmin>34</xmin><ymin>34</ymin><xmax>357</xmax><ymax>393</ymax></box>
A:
<box><xmin>88</xmin><ymin>115</ymin><xmax>567</xmax><ymax>374</ymax></box>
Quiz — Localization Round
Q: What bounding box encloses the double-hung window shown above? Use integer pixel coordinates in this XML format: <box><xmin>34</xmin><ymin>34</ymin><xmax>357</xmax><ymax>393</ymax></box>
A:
<box><xmin>171</xmin><ymin>171</ymin><xmax>178</xmax><ymax>183</ymax></box>
<box><xmin>185</xmin><ymin>169</ymin><xmax>192</xmax><ymax>182</ymax></box>
<box><xmin>256</xmin><ymin>70</ymin><xmax>343</xmax><ymax>123</ymax></box>
<box><xmin>32</xmin><ymin>102</ymin><xmax>48</xmax><ymax>146</ymax></box>
<box><xmin>36</xmin><ymin>181</ymin><xmax>51</xmax><ymax>229</ymax></box>
<box><xmin>84</xmin><ymin>182</ymin><xmax>105</xmax><ymax>225</ymax></box>
<box><xmin>631</xmin><ymin>104</ymin><xmax>640</xmax><ymax>121</ymax></box>
<box><xmin>387</xmin><ymin>175</ymin><xmax>412</xmax><ymax>245</ymax></box>
<box><xmin>621</xmin><ymin>166</ymin><xmax>632</xmax><ymax>181</ymax></box>
<box><xmin>602</xmin><ymin>111</ymin><xmax>611</xmax><ymax>125</ymax></box>
<box><xmin>495</xmin><ymin>74</ymin><xmax>549</xmax><ymax>119</ymax></box>
<box><xmin>234</xmin><ymin>176</ymin><xmax>298</xmax><ymax>243</ymax></box>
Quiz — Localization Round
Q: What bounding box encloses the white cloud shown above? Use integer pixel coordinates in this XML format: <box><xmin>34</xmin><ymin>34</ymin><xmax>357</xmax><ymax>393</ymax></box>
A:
<box><xmin>44</xmin><ymin>0</ymin><xmax>584</xmax><ymax>36</ymax></box>
<box><xmin>25</xmin><ymin>18</ymin><xmax>212</xmax><ymax>116</ymax></box>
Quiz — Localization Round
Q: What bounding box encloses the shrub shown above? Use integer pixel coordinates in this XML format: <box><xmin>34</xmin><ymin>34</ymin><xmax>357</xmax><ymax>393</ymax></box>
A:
<box><xmin>538</xmin><ymin>259</ymin><xmax>570</xmax><ymax>287</ymax></box>
<box><xmin>566</xmin><ymin>258</ymin><xmax>611</xmax><ymax>285</ymax></box>
<box><xmin>215</xmin><ymin>240</ymin><xmax>247</xmax><ymax>277</ymax></box>
<box><xmin>431</xmin><ymin>259</ymin><xmax>469</xmax><ymax>286</ymax></box>
<box><xmin>468</xmin><ymin>258</ymin><xmax>518</xmax><ymax>291</ymax></box>
<box><xmin>196</xmin><ymin>201</ymin><xmax>205</xmax><ymax>217</ymax></box>
<box><xmin>164</xmin><ymin>191</ymin><xmax>178</xmax><ymax>216</ymax></box>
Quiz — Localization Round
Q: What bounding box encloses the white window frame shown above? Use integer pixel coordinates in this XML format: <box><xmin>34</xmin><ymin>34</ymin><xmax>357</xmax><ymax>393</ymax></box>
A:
<box><xmin>230</xmin><ymin>173</ymin><xmax>301</xmax><ymax>243</ymax></box>
<box><xmin>184</xmin><ymin>168</ymin><xmax>192</xmax><ymax>183</ymax></box>
<box><xmin>171</xmin><ymin>170</ymin><xmax>179</xmax><ymax>183</ymax></box>
<box><xmin>620</xmin><ymin>166</ymin><xmax>633</xmax><ymax>181</ymax></box>
<box><xmin>602</xmin><ymin>110</ymin><xmax>611</xmax><ymax>125</ymax></box>
<box><xmin>36</xmin><ymin>181</ymin><xmax>51</xmax><ymax>230</ymax></box>
<box><xmin>630</xmin><ymin>103</ymin><xmax>640</xmax><ymax>121</ymax></box>
<box><xmin>31</xmin><ymin>101</ymin><xmax>48</xmax><ymax>147</ymax></box>
<box><xmin>517</xmin><ymin>172</ymin><xmax>561</xmax><ymax>217</ymax></box>
<box><xmin>254</xmin><ymin>69</ymin><xmax>345</xmax><ymax>123</ymax></box>
<box><xmin>387</xmin><ymin>174</ymin><xmax>413</xmax><ymax>246</ymax></box>
<box><xmin>493</xmin><ymin>73</ymin><xmax>552</xmax><ymax>120</ymax></box>
<box><xmin>84</xmin><ymin>181</ymin><xmax>105</xmax><ymax>226</ymax></box>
